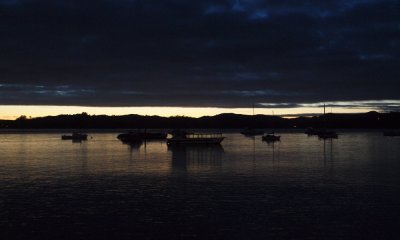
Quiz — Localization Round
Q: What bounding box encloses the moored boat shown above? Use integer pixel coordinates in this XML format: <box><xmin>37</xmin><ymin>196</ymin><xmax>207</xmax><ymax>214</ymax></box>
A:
<box><xmin>383</xmin><ymin>131</ymin><xmax>400</xmax><ymax>137</ymax></box>
<box><xmin>167</xmin><ymin>130</ymin><xmax>224</xmax><ymax>145</ymax></box>
<box><xmin>61</xmin><ymin>132</ymin><xmax>88</xmax><ymax>141</ymax></box>
<box><xmin>316</xmin><ymin>104</ymin><xmax>338</xmax><ymax>139</ymax></box>
<box><xmin>317</xmin><ymin>130</ymin><xmax>338</xmax><ymax>139</ymax></box>
<box><xmin>262</xmin><ymin>133</ymin><xmax>281</xmax><ymax>142</ymax></box>
<box><xmin>305</xmin><ymin>127</ymin><xmax>320</xmax><ymax>136</ymax></box>
<box><xmin>241</xmin><ymin>127</ymin><xmax>264</xmax><ymax>136</ymax></box>
<box><xmin>241</xmin><ymin>104</ymin><xmax>264</xmax><ymax>136</ymax></box>
<box><xmin>117</xmin><ymin>131</ymin><xmax>167</xmax><ymax>142</ymax></box>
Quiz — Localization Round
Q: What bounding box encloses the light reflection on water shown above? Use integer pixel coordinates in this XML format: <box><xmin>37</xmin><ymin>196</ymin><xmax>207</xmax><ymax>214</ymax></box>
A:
<box><xmin>1</xmin><ymin>132</ymin><xmax>400</xmax><ymax>239</ymax></box>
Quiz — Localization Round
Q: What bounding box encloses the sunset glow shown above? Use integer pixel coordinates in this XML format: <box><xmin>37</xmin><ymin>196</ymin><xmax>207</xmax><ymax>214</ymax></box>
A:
<box><xmin>0</xmin><ymin>104</ymin><xmax>381</xmax><ymax>120</ymax></box>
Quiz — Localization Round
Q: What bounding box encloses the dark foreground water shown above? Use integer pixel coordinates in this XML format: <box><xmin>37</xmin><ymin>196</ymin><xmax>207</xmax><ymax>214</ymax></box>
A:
<box><xmin>0</xmin><ymin>132</ymin><xmax>399</xmax><ymax>239</ymax></box>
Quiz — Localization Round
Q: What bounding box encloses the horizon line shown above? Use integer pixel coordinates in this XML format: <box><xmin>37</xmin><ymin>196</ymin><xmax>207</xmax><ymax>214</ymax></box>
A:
<box><xmin>1</xmin><ymin>110</ymin><xmax>392</xmax><ymax>121</ymax></box>
<box><xmin>1</xmin><ymin>102</ymin><xmax>398</xmax><ymax>120</ymax></box>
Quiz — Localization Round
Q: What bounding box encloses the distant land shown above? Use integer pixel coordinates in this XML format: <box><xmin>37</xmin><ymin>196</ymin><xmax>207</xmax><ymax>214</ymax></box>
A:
<box><xmin>0</xmin><ymin>111</ymin><xmax>399</xmax><ymax>130</ymax></box>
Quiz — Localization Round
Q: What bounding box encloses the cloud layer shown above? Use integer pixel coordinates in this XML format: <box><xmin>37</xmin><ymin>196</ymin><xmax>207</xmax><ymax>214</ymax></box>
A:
<box><xmin>1</xmin><ymin>0</ymin><xmax>399</xmax><ymax>108</ymax></box>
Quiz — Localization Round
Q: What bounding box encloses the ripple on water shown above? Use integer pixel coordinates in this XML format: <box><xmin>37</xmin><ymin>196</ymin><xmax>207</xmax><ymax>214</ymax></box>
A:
<box><xmin>0</xmin><ymin>132</ymin><xmax>400</xmax><ymax>239</ymax></box>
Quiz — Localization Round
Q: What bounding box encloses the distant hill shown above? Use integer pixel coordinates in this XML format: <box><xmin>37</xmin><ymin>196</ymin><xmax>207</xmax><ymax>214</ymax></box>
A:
<box><xmin>1</xmin><ymin>111</ymin><xmax>399</xmax><ymax>129</ymax></box>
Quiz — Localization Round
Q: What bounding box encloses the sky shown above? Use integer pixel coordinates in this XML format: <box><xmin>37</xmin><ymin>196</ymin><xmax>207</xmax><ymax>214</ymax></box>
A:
<box><xmin>0</xmin><ymin>0</ymin><xmax>399</xmax><ymax>119</ymax></box>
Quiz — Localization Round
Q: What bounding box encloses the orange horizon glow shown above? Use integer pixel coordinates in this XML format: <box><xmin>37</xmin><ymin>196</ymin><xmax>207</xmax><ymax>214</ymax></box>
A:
<box><xmin>0</xmin><ymin>105</ymin><xmax>380</xmax><ymax>120</ymax></box>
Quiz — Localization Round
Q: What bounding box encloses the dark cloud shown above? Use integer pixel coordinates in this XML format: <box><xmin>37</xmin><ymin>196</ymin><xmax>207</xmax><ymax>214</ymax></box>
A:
<box><xmin>0</xmin><ymin>0</ymin><xmax>399</xmax><ymax>108</ymax></box>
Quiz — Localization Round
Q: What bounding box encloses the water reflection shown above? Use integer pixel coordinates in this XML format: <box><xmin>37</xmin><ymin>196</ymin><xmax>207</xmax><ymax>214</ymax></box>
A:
<box><xmin>78</xmin><ymin>139</ymin><xmax>89</xmax><ymax>175</ymax></box>
<box><xmin>323</xmin><ymin>139</ymin><xmax>334</xmax><ymax>162</ymax></box>
<box><xmin>1</xmin><ymin>132</ymin><xmax>400</xmax><ymax>239</ymax></box>
<box><xmin>168</xmin><ymin>145</ymin><xmax>224</xmax><ymax>173</ymax></box>
<box><xmin>122</xmin><ymin>140</ymin><xmax>144</xmax><ymax>150</ymax></box>
<box><xmin>266</xmin><ymin>140</ymin><xmax>278</xmax><ymax>160</ymax></box>
<box><xmin>322</xmin><ymin>138</ymin><xmax>336</xmax><ymax>176</ymax></box>
<box><xmin>261</xmin><ymin>138</ymin><xmax>281</xmax><ymax>171</ymax></box>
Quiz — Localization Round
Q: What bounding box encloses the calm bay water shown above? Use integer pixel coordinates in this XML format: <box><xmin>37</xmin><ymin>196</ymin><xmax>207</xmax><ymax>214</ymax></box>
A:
<box><xmin>1</xmin><ymin>132</ymin><xmax>399</xmax><ymax>239</ymax></box>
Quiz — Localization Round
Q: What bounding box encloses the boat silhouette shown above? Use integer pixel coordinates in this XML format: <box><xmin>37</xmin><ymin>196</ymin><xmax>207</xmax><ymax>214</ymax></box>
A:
<box><xmin>61</xmin><ymin>132</ymin><xmax>88</xmax><ymax>141</ymax></box>
<box><xmin>117</xmin><ymin>130</ymin><xmax>167</xmax><ymax>142</ymax></box>
<box><xmin>167</xmin><ymin>130</ymin><xmax>224</xmax><ymax>145</ymax></box>
<box><xmin>262</xmin><ymin>132</ymin><xmax>281</xmax><ymax>142</ymax></box>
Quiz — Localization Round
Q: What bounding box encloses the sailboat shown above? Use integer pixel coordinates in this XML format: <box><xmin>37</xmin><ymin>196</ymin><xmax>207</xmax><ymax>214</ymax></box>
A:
<box><xmin>317</xmin><ymin>104</ymin><xmax>338</xmax><ymax>139</ymax></box>
<box><xmin>383</xmin><ymin>131</ymin><xmax>400</xmax><ymax>137</ymax></box>
<box><xmin>241</xmin><ymin>104</ymin><xmax>264</xmax><ymax>136</ymax></box>
<box><xmin>262</xmin><ymin>132</ymin><xmax>281</xmax><ymax>142</ymax></box>
<box><xmin>262</xmin><ymin>111</ymin><xmax>281</xmax><ymax>142</ymax></box>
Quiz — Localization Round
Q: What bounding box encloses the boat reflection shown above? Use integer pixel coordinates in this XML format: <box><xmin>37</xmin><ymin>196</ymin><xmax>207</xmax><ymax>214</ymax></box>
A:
<box><xmin>263</xmin><ymin>138</ymin><xmax>280</xmax><ymax>167</ymax></box>
<box><xmin>72</xmin><ymin>139</ymin><xmax>86</xmax><ymax>144</ymax></box>
<box><xmin>121</xmin><ymin>139</ymin><xmax>165</xmax><ymax>152</ymax></box>
<box><xmin>122</xmin><ymin>140</ymin><xmax>144</xmax><ymax>150</ymax></box>
<box><xmin>322</xmin><ymin>138</ymin><xmax>335</xmax><ymax>175</ymax></box>
<box><xmin>168</xmin><ymin>144</ymin><xmax>224</xmax><ymax>172</ymax></box>
<box><xmin>323</xmin><ymin>139</ymin><xmax>334</xmax><ymax>161</ymax></box>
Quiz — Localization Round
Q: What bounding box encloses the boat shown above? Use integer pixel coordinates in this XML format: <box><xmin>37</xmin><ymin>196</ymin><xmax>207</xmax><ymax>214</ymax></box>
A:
<box><xmin>241</xmin><ymin>104</ymin><xmax>264</xmax><ymax>136</ymax></box>
<box><xmin>61</xmin><ymin>132</ymin><xmax>88</xmax><ymax>141</ymax></box>
<box><xmin>261</xmin><ymin>111</ymin><xmax>281</xmax><ymax>142</ymax></box>
<box><xmin>117</xmin><ymin>130</ymin><xmax>167</xmax><ymax>142</ymax></box>
<box><xmin>317</xmin><ymin>104</ymin><xmax>338</xmax><ymax>139</ymax></box>
<box><xmin>305</xmin><ymin>127</ymin><xmax>321</xmax><ymax>136</ymax></box>
<box><xmin>167</xmin><ymin>130</ymin><xmax>224</xmax><ymax>145</ymax></box>
<box><xmin>306</xmin><ymin>128</ymin><xmax>334</xmax><ymax>136</ymax></box>
<box><xmin>262</xmin><ymin>132</ymin><xmax>281</xmax><ymax>142</ymax></box>
<box><xmin>383</xmin><ymin>131</ymin><xmax>400</xmax><ymax>137</ymax></box>
<box><xmin>241</xmin><ymin>127</ymin><xmax>264</xmax><ymax>136</ymax></box>
<box><xmin>317</xmin><ymin>130</ymin><xmax>338</xmax><ymax>139</ymax></box>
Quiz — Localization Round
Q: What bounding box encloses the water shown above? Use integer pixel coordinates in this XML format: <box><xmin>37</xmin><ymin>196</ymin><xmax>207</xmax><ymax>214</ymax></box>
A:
<box><xmin>1</xmin><ymin>132</ymin><xmax>399</xmax><ymax>239</ymax></box>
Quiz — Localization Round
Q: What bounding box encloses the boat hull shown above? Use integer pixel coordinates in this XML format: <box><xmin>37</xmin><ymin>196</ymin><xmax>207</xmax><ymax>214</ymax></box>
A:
<box><xmin>61</xmin><ymin>135</ymin><xmax>88</xmax><ymax>140</ymax></box>
<box><xmin>262</xmin><ymin>135</ymin><xmax>280</xmax><ymax>142</ymax></box>
<box><xmin>305</xmin><ymin>128</ymin><xmax>321</xmax><ymax>135</ymax></box>
<box><xmin>167</xmin><ymin>137</ymin><xmax>225</xmax><ymax>145</ymax></box>
<box><xmin>318</xmin><ymin>133</ymin><xmax>338</xmax><ymax>139</ymax></box>
<box><xmin>117</xmin><ymin>132</ymin><xmax>167</xmax><ymax>142</ymax></box>
<box><xmin>383</xmin><ymin>131</ymin><xmax>400</xmax><ymax>137</ymax></box>
<box><xmin>241</xmin><ymin>129</ymin><xmax>264</xmax><ymax>136</ymax></box>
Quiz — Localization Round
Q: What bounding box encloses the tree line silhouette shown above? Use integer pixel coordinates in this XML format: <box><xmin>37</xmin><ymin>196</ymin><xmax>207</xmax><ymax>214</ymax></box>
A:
<box><xmin>0</xmin><ymin>111</ymin><xmax>399</xmax><ymax>129</ymax></box>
